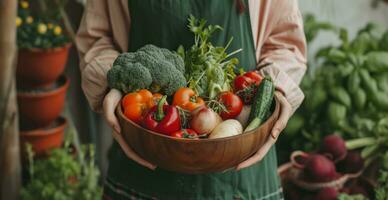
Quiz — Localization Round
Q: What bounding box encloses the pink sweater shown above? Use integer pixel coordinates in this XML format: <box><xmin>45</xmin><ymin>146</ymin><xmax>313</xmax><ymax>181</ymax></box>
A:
<box><xmin>76</xmin><ymin>0</ymin><xmax>307</xmax><ymax>113</ymax></box>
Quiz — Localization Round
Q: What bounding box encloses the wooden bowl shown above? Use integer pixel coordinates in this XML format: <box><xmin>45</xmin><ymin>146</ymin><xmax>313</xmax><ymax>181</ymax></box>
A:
<box><xmin>117</xmin><ymin>96</ymin><xmax>280</xmax><ymax>174</ymax></box>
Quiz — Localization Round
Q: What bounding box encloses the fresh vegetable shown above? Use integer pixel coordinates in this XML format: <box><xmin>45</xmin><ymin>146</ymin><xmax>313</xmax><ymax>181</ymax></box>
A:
<box><xmin>179</xmin><ymin>15</ymin><xmax>240</xmax><ymax>99</ymax></box>
<box><xmin>319</xmin><ymin>135</ymin><xmax>348</xmax><ymax>162</ymax></box>
<box><xmin>172</xmin><ymin>88</ymin><xmax>205</xmax><ymax>111</ymax></box>
<box><xmin>122</xmin><ymin>89</ymin><xmax>154</xmax><ymax>124</ymax></box>
<box><xmin>171</xmin><ymin>129</ymin><xmax>198</xmax><ymax>139</ymax></box>
<box><xmin>209</xmin><ymin>119</ymin><xmax>243</xmax><ymax>139</ymax></box>
<box><xmin>234</xmin><ymin>71</ymin><xmax>263</xmax><ymax>104</ymax></box>
<box><xmin>219</xmin><ymin>92</ymin><xmax>243</xmax><ymax>120</ymax></box>
<box><xmin>235</xmin><ymin>105</ymin><xmax>251</xmax><ymax>128</ymax></box>
<box><xmin>107</xmin><ymin>44</ymin><xmax>186</xmax><ymax>95</ymax></box>
<box><xmin>190</xmin><ymin>106</ymin><xmax>222</xmax><ymax>135</ymax></box>
<box><xmin>293</xmin><ymin>152</ymin><xmax>339</xmax><ymax>182</ymax></box>
<box><xmin>315</xmin><ymin>187</ymin><xmax>338</xmax><ymax>200</ymax></box>
<box><xmin>143</xmin><ymin>96</ymin><xmax>181</xmax><ymax>135</ymax></box>
<box><xmin>245</xmin><ymin>77</ymin><xmax>275</xmax><ymax>132</ymax></box>
<box><xmin>337</xmin><ymin>151</ymin><xmax>364</xmax><ymax>174</ymax></box>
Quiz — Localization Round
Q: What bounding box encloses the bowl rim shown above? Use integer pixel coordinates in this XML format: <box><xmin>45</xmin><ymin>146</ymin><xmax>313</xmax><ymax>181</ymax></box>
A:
<box><xmin>117</xmin><ymin>95</ymin><xmax>280</xmax><ymax>143</ymax></box>
<box><xmin>20</xmin><ymin>116</ymin><xmax>67</xmax><ymax>137</ymax></box>
<box><xmin>17</xmin><ymin>75</ymin><xmax>70</xmax><ymax>97</ymax></box>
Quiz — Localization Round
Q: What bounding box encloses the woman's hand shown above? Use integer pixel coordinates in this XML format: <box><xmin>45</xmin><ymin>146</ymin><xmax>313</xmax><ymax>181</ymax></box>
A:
<box><xmin>236</xmin><ymin>91</ymin><xmax>292</xmax><ymax>170</ymax></box>
<box><xmin>103</xmin><ymin>89</ymin><xmax>156</xmax><ymax>170</ymax></box>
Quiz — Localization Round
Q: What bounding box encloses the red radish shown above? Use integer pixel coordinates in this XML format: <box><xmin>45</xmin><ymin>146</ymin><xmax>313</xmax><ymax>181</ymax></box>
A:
<box><xmin>291</xmin><ymin>151</ymin><xmax>339</xmax><ymax>182</ymax></box>
<box><xmin>337</xmin><ymin>151</ymin><xmax>364</xmax><ymax>174</ymax></box>
<box><xmin>190</xmin><ymin>106</ymin><xmax>222</xmax><ymax>135</ymax></box>
<box><xmin>315</xmin><ymin>187</ymin><xmax>338</xmax><ymax>200</ymax></box>
<box><xmin>319</xmin><ymin>135</ymin><xmax>347</xmax><ymax>162</ymax></box>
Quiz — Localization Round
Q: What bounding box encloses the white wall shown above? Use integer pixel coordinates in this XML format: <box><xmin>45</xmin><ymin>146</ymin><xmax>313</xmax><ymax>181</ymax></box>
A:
<box><xmin>299</xmin><ymin>0</ymin><xmax>388</xmax><ymax>60</ymax></box>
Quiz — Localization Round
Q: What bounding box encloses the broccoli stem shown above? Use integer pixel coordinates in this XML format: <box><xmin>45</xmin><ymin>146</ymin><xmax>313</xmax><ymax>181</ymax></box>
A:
<box><xmin>155</xmin><ymin>96</ymin><xmax>167</xmax><ymax>121</ymax></box>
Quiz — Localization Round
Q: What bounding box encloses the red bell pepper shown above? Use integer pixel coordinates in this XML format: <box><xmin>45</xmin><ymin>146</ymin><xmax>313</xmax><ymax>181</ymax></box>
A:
<box><xmin>143</xmin><ymin>96</ymin><xmax>181</xmax><ymax>135</ymax></box>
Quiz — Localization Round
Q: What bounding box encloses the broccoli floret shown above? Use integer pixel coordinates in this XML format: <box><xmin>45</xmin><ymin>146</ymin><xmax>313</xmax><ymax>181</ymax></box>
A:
<box><xmin>160</xmin><ymin>48</ymin><xmax>185</xmax><ymax>74</ymax></box>
<box><xmin>107</xmin><ymin>62</ymin><xmax>153</xmax><ymax>94</ymax></box>
<box><xmin>107</xmin><ymin>44</ymin><xmax>187</xmax><ymax>95</ymax></box>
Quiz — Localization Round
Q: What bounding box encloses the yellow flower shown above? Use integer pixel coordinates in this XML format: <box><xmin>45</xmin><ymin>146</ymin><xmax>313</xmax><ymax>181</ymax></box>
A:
<box><xmin>53</xmin><ymin>26</ymin><xmax>62</xmax><ymax>36</ymax></box>
<box><xmin>37</xmin><ymin>23</ymin><xmax>47</xmax><ymax>34</ymax></box>
<box><xmin>16</xmin><ymin>17</ymin><xmax>22</xmax><ymax>27</ymax></box>
<box><xmin>20</xmin><ymin>1</ymin><xmax>29</xmax><ymax>9</ymax></box>
<box><xmin>47</xmin><ymin>23</ymin><xmax>53</xmax><ymax>29</ymax></box>
<box><xmin>26</xmin><ymin>16</ymin><xmax>33</xmax><ymax>24</ymax></box>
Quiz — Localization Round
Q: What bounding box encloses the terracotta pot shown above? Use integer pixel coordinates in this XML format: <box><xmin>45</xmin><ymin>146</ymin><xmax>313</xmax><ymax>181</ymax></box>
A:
<box><xmin>117</xmin><ymin>96</ymin><xmax>281</xmax><ymax>174</ymax></box>
<box><xmin>17</xmin><ymin>44</ymin><xmax>71</xmax><ymax>89</ymax></box>
<box><xmin>18</xmin><ymin>75</ymin><xmax>69</xmax><ymax>129</ymax></box>
<box><xmin>20</xmin><ymin>117</ymin><xmax>67</xmax><ymax>157</ymax></box>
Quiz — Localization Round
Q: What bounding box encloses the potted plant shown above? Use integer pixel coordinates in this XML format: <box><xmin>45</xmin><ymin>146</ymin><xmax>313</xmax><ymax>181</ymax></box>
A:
<box><xmin>20</xmin><ymin>117</ymin><xmax>67</xmax><ymax>157</ymax></box>
<box><xmin>17</xmin><ymin>75</ymin><xmax>69</xmax><ymax>128</ymax></box>
<box><xmin>21</xmin><ymin>139</ymin><xmax>103</xmax><ymax>200</ymax></box>
<box><xmin>16</xmin><ymin>0</ymin><xmax>71</xmax><ymax>88</ymax></box>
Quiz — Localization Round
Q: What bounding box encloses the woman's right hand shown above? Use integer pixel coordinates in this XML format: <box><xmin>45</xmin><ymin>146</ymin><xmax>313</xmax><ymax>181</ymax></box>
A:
<box><xmin>103</xmin><ymin>89</ymin><xmax>156</xmax><ymax>170</ymax></box>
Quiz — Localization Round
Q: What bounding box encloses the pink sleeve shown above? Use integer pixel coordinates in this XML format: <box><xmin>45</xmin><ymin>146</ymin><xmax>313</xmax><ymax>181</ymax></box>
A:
<box><xmin>75</xmin><ymin>0</ymin><xmax>122</xmax><ymax>112</ymax></box>
<box><xmin>258</xmin><ymin>0</ymin><xmax>307</xmax><ymax>113</ymax></box>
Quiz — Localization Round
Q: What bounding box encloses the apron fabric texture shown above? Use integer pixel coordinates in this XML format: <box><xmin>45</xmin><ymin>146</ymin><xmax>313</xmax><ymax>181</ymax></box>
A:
<box><xmin>104</xmin><ymin>0</ymin><xmax>283</xmax><ymax>199</ymax></box>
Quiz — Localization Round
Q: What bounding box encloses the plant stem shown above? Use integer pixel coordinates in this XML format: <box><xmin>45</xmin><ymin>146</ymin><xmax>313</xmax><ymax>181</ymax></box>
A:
<box><xmin>345</xmin><ymin>137</ymin><xmax>377</xmax><ymax>150</ymax></box>
<box><xmin>155</xmin><ymin>96</ymin><xmax>167</xmax><ymax>121</ymax></box>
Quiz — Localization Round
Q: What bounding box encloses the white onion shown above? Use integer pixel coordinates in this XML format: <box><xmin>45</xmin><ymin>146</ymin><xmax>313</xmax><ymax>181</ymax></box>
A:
<box><xmin>190</xmin><ymin>106</ymin><xmax>222</xmax><ymax>134</ymax></box>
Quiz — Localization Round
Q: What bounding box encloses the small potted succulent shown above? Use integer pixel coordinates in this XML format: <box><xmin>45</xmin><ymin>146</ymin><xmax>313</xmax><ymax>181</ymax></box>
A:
<box><xmin>16</xmin><ymin>0</ymin><xmax>71</xmax><ymax>89</ymax></box>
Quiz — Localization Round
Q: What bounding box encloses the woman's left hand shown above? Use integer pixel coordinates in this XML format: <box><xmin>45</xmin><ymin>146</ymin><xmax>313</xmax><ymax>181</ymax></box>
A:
<box><xmin>236</xmin><ymin>91</ymin><xmax>292</xmax><ymax>170</ymax></box>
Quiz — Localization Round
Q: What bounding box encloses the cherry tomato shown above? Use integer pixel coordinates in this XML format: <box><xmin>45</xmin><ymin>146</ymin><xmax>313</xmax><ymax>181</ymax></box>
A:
<box><xmin>233</xmin><ymin>71</ymin><xmax>263</xmax><ymax>92</ymax></box>
<box><xmin>170</xmin><ymin>129</ymin><xmax>198</xmax><ymax>139</ymax></box>
<box><xmin>234</xmin><ymin>75</ymin><xmax>254</xmax><ymax>92</ymax></box>
<box><xmin>219</xmin><ymin>92</ymin><xmax>243</xmax><ymax>120</ymax></box>
<box><xmin>244</xmin><ymin>71</ymin><xmax>263</xmax><ymax>84</ymax></box>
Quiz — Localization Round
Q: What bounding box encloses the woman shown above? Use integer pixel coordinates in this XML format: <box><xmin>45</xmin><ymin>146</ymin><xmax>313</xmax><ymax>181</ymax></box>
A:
<box><xmin>76</xmin><ymin>0</ymin><xmax>306</xmax><ymax>199</ymax></box>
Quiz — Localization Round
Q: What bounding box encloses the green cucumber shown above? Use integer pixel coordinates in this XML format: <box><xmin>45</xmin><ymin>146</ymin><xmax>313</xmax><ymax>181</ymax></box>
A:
<box><xmin>245</xmin><ymin>77</ymin><xmax>275</xmax><ymax>132</ymax></box>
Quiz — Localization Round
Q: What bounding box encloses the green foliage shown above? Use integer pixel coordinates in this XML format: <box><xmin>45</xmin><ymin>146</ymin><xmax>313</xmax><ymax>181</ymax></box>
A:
<box><xmin>179</xmin><ymin>15</ymin><xmax>240</xmax><ymax>99</ymax></box>
<box><xmin>279</xmin><ymin>19</ymin><xmax>388</xmax><ymax>160</ymax></box>
<box><xmin>21</xmin><ymin>141</ymin><xmax>102</xmax><ymax>200</ymax></box>
<box><xmin>375</xmin><ymin>152</ymin><xmax>388</xmax><ymax>200</ymax></box>
<box><xmin>17</xmin><ymin>0</ymin><xmax>69</xmax><ymax>49</ymax></box>
<box><xmin>303</xmin><ymin>14</ymin><xmax>337</xmax><ymax>43</ymax></box>
<box><xmin>107</xmin><ymin>44</ymin><xmax>187</xmax><ymax>95</ymax></box>
<box><xmin>337</xmin><ymin>193</ymin><xmax>368</xmax><ymax>200</ymax></box>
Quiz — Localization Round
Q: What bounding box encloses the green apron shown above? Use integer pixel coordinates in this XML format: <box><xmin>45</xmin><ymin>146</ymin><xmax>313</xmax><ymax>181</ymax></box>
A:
<box><xmin>104</xmin><ymin>0</ymin><xmax>283</xmax><ymax>199</ymax></box>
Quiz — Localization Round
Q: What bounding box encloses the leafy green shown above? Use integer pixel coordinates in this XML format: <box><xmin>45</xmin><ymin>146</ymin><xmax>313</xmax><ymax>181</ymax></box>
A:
<box><xmin>180</xmin><ymin>15</ymin><xmax>240</xmax><ymax>100</ymax></box>
<box><xmin>21</xmin><ymin>140</ymin><xmax>102</xmax><ymax>200</ymax></box>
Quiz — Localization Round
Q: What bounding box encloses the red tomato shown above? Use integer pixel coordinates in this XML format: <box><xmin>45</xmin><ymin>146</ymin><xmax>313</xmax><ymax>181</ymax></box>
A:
<box><xmin>171</xmin><ymin>129</ymin><xmax>198</xmax><ymax>139</ymax></box>
<box><xmin>219</xmin><ymin>92</ymin><xmax>243</xmax><ymax>120</ymax></box>
<box><xmin>233</xmin><ymin>71</ymin><xmax>263</xmax><ymax>92</ymax></box>
<box><xmin>244</xmin><ymin>71</ymin><xmax>263</xmax><ymax>84</ymax></box>
<box><xmin>233</xmin><ymin>75</ymin><xmax>254</xmax><ymax>92</ymax></box>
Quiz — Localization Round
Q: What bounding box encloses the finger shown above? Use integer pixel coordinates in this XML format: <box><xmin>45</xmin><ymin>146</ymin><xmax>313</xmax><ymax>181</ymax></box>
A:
<box><xmin>271</xmin><ymin>92</ymin><xmax>292</xmax><ymax>139</ymax></box>
<box><xmin>113</xmin><ymin>130</ymin><xmax>157</xmax><ymax>170</ymax></box>
<box><xmin>236</xmin><ymin>138</ymin><xmax>276</xmax><ymax>170</ymax></box>
<box><xmin>103</xmin><ymin>89</ymin><xmax>122</xmax><ymax>134</ymax></box>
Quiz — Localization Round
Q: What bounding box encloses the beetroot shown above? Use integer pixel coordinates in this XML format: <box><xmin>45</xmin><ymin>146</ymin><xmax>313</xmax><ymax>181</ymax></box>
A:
<box><xmin>337</xmin><ymin>151</ymin><xmax>364</xmax><ymax>174</ymax></box>
<box><xmin>315</xmin><ymin>187</ymin><xmax>338</xmax><ymax>200</ymax></box>
<box><xmin>319</xmin><ymin>135</ymin><xmax>347</xmax><ymax>162</ymax></box>
<box><xmin>303</xmin><ymin>154</ymin><xmax>339</xmax><ymax>182</ymax></box>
